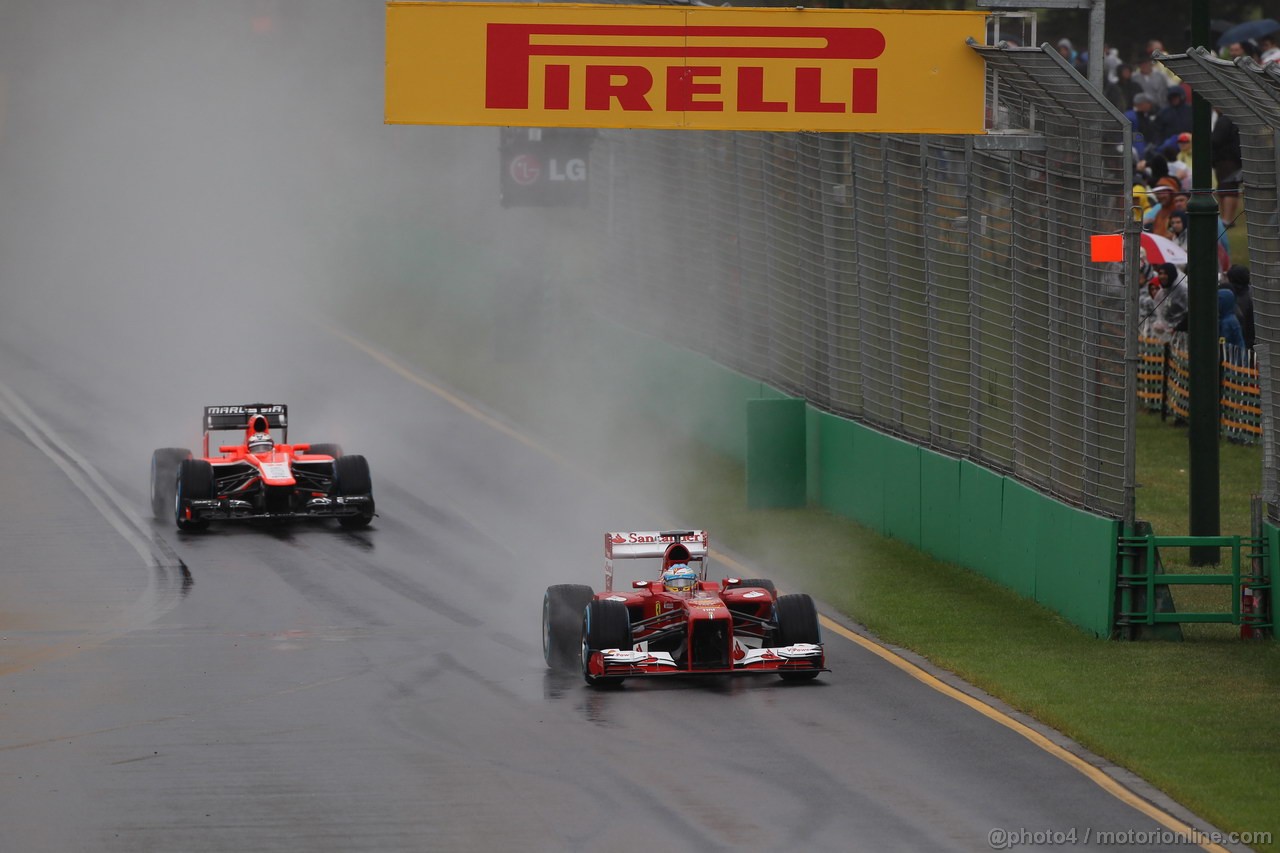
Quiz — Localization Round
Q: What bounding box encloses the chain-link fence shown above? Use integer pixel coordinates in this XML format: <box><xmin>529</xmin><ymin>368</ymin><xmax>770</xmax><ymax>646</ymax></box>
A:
<box><xmin>1159</xmin><ymin>49</ymin><xmax>1280</xmax><ymax>520</ymax></box>
<box><xmin>588</xmin><ymin>43</ymin><xmax>1135</xmax><ymax>519</ymax></box>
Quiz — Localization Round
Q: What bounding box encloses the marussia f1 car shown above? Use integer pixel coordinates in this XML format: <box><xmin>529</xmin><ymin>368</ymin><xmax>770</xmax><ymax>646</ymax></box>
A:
<box><xmin>542</xmin><ymin>530</ymin><xmax>826</xmax><ymax>686</ymax></box>
<box><xmin>150</xmin><ymin>404</ymin><xmax>375</xmax><ymax>531</ymax></box>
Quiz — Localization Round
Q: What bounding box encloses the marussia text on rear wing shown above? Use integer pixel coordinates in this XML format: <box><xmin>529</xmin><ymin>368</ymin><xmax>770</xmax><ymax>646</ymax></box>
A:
<box><xmin>204</xmin><ymin>404</ymin><xmax>288</xmax><ymax>433</ymax></box>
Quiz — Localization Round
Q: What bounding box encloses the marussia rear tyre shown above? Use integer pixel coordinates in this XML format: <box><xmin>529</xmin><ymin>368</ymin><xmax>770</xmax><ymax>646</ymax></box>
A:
<box><xmin>174</xmin><ymin>458</ymin><xmax>214</xmax><ymax>531</ymax></box>
<box><xmin>542</xmin><ymin>584</ymin><xmax>593</xmax><ymax>671</ymax></box>
<box><xmin>774</xmin><ymin>593</ymin><xmax>822</xmax><ymax>682</ymax></box>
<box><xmin>581</xmin><ymin>599</ymin><xmax>632</xmax><ymax>687</ymax></box>
<box><xmin>150</xmin><ymin>448</ymin><xmax>191</xmax><ymax>520</ymax></box>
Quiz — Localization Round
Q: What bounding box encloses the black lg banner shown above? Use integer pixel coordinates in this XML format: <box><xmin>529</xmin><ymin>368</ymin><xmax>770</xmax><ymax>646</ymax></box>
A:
<box><xmin>499</xmin><ymin>127</ymin><xmax>594</xmax><ymax>208</ymax></box>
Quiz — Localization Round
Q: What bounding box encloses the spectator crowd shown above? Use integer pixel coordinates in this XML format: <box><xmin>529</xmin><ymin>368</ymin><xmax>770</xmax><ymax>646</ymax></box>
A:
<box><xmin>1075</xmin><ymin>35</ymin><xmax>1267</xmax><ymax>363</ymax></box>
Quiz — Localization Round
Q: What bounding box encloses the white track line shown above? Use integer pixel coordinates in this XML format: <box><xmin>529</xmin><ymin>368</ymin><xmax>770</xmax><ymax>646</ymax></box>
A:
<box><xmin>0</xmin><ymin>380</ymin><xmax>185</xmax><ymax>634</ymax></box>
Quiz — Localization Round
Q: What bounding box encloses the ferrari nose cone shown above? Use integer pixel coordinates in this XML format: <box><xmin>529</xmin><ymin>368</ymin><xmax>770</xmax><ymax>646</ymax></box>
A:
<box><xmin>688</xmin><ymin>592</ymin><xmax>730</xmax><ymax>619</ymax></box>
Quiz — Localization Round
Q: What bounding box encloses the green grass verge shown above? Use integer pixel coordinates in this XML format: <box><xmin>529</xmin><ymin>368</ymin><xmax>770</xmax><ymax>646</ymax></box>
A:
<box><xmin>1135</xmin><ymin>410</ymin><xmax>1262</xmax><ymax>537</ymax></box>
<box><xmin>1134</xmin><ymin>409</ymin><xmax>1269</xmax><ymax>639</ymax></box>
<box><xmin>665</xmin><ymin>441</ymin><xmax>1280</xmax><ymax>850</ymax></box>
<box><xmin>335</xmin><ymin>223</ymin><xmax>1278</xmax><ymax>848</ymax></box>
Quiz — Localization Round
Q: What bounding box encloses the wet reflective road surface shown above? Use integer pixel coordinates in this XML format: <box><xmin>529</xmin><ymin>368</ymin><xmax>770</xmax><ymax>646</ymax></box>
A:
<box><xmin>0</xmin><ymin>315</ymin><xmax>1230</xmax><ymax>853</ymax></box>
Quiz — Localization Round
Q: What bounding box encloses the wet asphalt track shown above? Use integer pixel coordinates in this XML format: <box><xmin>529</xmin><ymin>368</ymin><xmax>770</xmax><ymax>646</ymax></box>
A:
<box><xmin>0</xmin><ymin>315</ymin><xmax>1237</xmax><ymax>853</ymax></box>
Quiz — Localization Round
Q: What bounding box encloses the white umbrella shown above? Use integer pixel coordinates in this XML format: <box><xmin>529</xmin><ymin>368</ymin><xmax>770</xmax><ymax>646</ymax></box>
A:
<box><xmin>1141</xmin><ymin>232</ymin><xmax>1188</xmax><ymax>267</ymax></box>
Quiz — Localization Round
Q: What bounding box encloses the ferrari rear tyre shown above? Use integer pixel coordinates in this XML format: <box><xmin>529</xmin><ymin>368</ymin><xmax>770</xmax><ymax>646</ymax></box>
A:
<box><xmin>726</xmin><ymin>577</ymin><xmax>777</xmax><ymax>598</ymax></box>
<box><xmin>174</xmin><ymin>458</ymin><xmax>214</xmax><ymax>531</ymax></box>
<box><xmin>335</xmin><ymin>454</ymin><xmax>374</xmax><ymax>529</ymax></box>
<box><xmin>774</xmin><ymin>593</ymin><xmax>822</xmax><ymax>682</ymax></box>
<box><xmin>150</xmin><ymin>448</ymin><xmax>191</xmax><ymax>520</ymax></box>
<box><xmin>581</xmin><ymin>599</ymin><xmax>632</xmax><ymax>687</ymax></box>
<box><xmin>543</xmin><ymin>584</ymin><xmax>593</xmax><ymax>671</ymax></box>
<box><xmin>308</xmin><ymin>443</ymin><xmax>343</xmax><ymax>460</ymax></box>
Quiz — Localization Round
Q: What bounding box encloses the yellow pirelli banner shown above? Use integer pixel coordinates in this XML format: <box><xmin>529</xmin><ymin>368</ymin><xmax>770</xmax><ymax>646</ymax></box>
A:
<box><xmin>386</xmin><ymin>3</ymin><xmax>988</xmax><ymax>133</ymax></box>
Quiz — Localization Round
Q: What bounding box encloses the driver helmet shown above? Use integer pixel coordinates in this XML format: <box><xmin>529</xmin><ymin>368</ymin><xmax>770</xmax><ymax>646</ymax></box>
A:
<box><xmin>248</xmin><ymin>432</ymin><xmax>274</xmax><ymax>454</ymax></box>
<box><xmin>661</xmin><ymin>563</ymin><xmax>697</xmax><ymax>593</ymax></box>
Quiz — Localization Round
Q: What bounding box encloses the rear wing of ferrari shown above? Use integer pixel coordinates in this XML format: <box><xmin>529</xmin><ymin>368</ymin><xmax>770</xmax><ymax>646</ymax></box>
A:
<box><xmin>604</xmin><ymin>530</ymin><xmax>708</xmax><ymax>591</ymax></box>
<box><xmin>605</xmin><ymin>530</ymin><xmax>708</xmax><ymax>560</ymax></box>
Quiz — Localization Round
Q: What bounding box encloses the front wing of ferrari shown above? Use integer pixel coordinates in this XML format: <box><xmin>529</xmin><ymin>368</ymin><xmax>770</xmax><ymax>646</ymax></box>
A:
<box><xmin>589</xmin><ymin>643</ymin><xmax>825</xmax><ymax>678</ymax></box>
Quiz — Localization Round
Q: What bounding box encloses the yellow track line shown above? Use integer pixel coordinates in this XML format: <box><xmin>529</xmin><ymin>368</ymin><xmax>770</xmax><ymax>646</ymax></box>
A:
<box><xmin>713</xmin><ymin>544</ymin><xmax>1228</xmax><ymax>853</ymax></box>
<box><xmin>817</xmin><ymin>616</ymin><xmax>1227</xmax><ymax>852</ymax></box>
<box><xmin>332</xmin><ymin>324</ymin><xmax>1228</xmax><ymax>853</ymax></box>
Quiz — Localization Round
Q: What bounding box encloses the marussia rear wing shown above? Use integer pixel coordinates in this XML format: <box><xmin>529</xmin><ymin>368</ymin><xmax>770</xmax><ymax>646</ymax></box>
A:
<box><xmin>604</xmin><ymin>530</ymin><xmax>708</xmax><ymax>591</ymax></box>
<box><xmin>204</xmin><ymin>404</ymin><xmax>288</xmax><ymax>434</ymax></box>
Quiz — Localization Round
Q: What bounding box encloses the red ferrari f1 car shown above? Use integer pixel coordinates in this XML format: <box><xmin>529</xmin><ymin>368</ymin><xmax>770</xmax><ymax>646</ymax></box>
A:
<box><xmin>542</xmin><ymin>530</ymin><xmax>826</xmax><ymax>686</ymax></box>
<box><xmin>150</xmin><ymin>404</ymin><xmax>374</xmax><ymax>531</ymax></box>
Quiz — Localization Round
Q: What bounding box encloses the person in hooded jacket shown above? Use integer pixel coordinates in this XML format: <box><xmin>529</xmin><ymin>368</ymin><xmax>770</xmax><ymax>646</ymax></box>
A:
<box><xmin>1105</xmin><ymin>62</ymin><xmax>1144</xmax><ymax>112</ymax></box>
<box><xmin>1155</xmin><ymin>263</ymin><xmax>1189</xmax><ymax>334</ymax></box>
<box><xmin>1168</xmin><ymin>211</ymin><xmax>1188</xmax><ymax>250</ymax></box>
<box><xmin>1126</xmin><ymin>94</ymin><xmax>1160</xmax><ymax>156</ymax></box>
<box><xmin>1212</xmin><ymin>109</ymin><xmax>1244</xmax><ymax>228</ymax></box>
<box><xmin>1152</xmin><ymin>86</ymin><xmax>1192</xmax><ymax>153</ymax></box>
<box><xmin>1218</xmin><ymin>285</ymin><xmax>1246</xmax><ymax>365</ymax></box>
<box><xmin>1055</xmin><ymin>38</ymin><xmax>1088</xmax><ymax>75</ymax></box>
<box><xmin>1226</xmin><ymin>264</ymin><xmax>1255</xmax><ymax>350</ymax></box>
<box><xmin>1139</xmin><ymin>267</ymin><xmax>1161</xmax><ymax>332</ymax></box>
<box><xmin>1134</xmin><ymin>53</ymin><xmax>1172</xmax><ymax>109</ymax></box>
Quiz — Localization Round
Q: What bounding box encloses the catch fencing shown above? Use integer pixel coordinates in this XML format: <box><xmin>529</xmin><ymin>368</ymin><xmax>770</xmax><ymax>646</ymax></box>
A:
<box><xmin>588</xmin><ymin>43</ymin><xmax>1136</xmax><ymax>520</ymax></box>
<box><xmin>1160</xmin><ymin>50</ymin><xmax>1280</xmax><ymax>521</ymax></box>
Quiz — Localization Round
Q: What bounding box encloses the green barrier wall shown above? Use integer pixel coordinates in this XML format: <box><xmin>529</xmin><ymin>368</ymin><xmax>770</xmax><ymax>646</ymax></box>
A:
<box><xmin>746</xmin><ymin>399</ymin><xmax>807</xmax><ymax>509</ymax></box>
<box><xmin>817</xmin><ymin>413</ymin><xmax>1118</xmax><ymax>635</ymax></box>
<box><xmin>588</xmin><ymin>321</ymin><xmax>1120</xmax><ymax>636</ymax></box>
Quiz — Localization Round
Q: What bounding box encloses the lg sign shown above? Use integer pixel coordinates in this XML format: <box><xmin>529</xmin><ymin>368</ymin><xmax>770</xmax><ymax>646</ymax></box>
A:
<box><xmin>508</xmin><ymin>153</ymin><xmax>586</xmax><ymax>186</ymax></box>
<box><xmin>500</xmin><ymin>127</ymin><xmax>593</xmax><ymax>207</ymax></box>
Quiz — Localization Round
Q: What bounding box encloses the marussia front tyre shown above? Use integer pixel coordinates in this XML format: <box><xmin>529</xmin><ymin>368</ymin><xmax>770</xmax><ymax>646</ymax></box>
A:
<box><xmin>581</xmin><ymin>599</ymin><xmax>632</xmax><ymax>687</ymax></box>
<box><xmin>174</xmin><ymin>458</ymin><xmax>214</xmax><ymax>531</ymax></box>
<box><xmin>334</xmin><ymin>454</ymin><xmax>374</xmax><ymax>529</ymax></box>
<box><xmin>543</xmin><ymin>584</ymin><xmax>593</xmax><ymax>671</ymax></box>
<box><xmin>150</xmin><ymin>448</ymin><xmax>191</xmax><ymax>520</ymax></box>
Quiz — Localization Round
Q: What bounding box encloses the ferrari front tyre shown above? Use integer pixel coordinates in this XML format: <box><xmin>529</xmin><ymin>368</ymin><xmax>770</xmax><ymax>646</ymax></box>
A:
<box><xmin>308</xmin><ymin>443</ymin><xmax>344</xmax><ymax>460</ymax></box>
<box><xmin>542</xmin><ymin>584</ymin><xmax>593</xmax><ymax>671</ymax></box>
<box><xmin>174</xmin><ymin>458</ymin><xmax>214</xmax><ymax>531</ymax></box>
<box><xmin>581</xmin><ymin>599</ymin><xmax>632</xmax><ymax>687</ymax></box>
<box><xmin>150</xmin><ymin>448</ymin><xmax>191</xmax><ymax>520</ymax></box>
<box><xmin>774</xmin><ymin>593</ymin><xmax>822</xmax><ymax>682</ymax></box>
<box><xmin>334</xmin><ymin>454</ymin><xmax>374</xmax><ymax>529</ymax></box>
